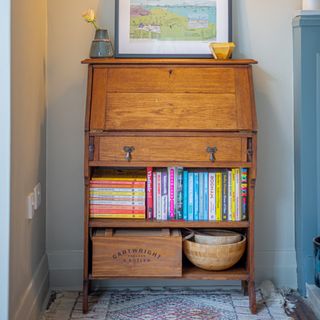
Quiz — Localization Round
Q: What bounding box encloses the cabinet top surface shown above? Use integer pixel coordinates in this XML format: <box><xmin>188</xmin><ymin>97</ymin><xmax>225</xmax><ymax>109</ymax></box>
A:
<box><xmin>82</xmin><ymin>58</ymin><xmax>257</xmax><ymax>65</ymax></box>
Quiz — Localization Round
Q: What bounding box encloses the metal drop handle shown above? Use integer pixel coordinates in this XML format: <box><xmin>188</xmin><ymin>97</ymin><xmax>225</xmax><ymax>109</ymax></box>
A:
<box><xmin>207</xmin><ymin>146</ymin><xmax>218</xmax><ymax>162</ymax></box>
<box><xmin>123</xmin><ymin>146</ymin><xmax>135</xmax><ymax>162</ymax></box>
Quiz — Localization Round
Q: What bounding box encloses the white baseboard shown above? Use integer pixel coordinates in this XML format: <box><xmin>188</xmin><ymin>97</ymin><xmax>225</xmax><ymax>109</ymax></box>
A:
<box><xmin>48</xmin><ymin>249</ymin><xmax>297</xmax><ymax>290</ymax></box>
<box><xmin>14</xmin><ymin>254</ymin><xmax>49</xmax><ymax>320</ymax></box>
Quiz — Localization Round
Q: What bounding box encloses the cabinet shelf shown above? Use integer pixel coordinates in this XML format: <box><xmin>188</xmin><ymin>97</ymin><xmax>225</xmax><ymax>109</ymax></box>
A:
<box><xmin>89</xmin><ymin>219</ymin><xmax>250</xmax><ymax>229</ymax></box>
<box><xmin>89</xmin><ymin>265</ymin><xmax>248</xmax><ymax>281</ymax></box>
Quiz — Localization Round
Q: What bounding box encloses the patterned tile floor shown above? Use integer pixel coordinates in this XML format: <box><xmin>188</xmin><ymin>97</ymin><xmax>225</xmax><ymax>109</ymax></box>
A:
<box><xmin>42</xmin><ymin>289</ymin><xmax>293</xmax><ymax>320</ymax></box>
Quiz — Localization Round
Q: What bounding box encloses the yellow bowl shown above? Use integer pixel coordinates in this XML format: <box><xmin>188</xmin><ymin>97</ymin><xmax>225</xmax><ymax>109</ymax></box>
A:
<box><xmin>209</xmin><ymin>42</ymin><xmax>236</xmax><ymax>60</ymax></box>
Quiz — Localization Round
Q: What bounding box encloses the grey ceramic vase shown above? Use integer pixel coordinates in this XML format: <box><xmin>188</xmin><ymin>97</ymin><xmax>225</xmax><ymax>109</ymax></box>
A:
<box><xmin>90</xmin><ymin>29</ymin><xmax>113</xmax><ymax>58</ymax></box>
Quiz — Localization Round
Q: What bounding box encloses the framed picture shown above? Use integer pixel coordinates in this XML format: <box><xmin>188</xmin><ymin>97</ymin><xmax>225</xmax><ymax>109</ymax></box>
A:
<box><xmin>115</xmin><ymin>0</ymin><xmax>232</xmax><ymax>58</ymax></box>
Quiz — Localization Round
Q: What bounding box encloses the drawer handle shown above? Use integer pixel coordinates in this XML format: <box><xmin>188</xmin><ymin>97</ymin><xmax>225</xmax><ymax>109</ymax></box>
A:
<box><xmin>207</xmin><ymin>146</ymin><xmax>218</xmax><ymax>162</ymax></box>
<box><xmin>123</xmin><ymin>146</ymin><xmax>135</xmax><ymax>162</ymax></box>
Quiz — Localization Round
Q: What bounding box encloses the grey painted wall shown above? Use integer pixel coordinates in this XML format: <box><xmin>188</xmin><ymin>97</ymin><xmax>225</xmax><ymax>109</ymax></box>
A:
<box><xmin>47</xmin><ymin>0</ymin><xmax>299</xmax><ymax>289</ymax></box>
<box><xmin>10</xmin><ymin>0</ymin><xmax>49</xmax><ymax>319</ymax></box>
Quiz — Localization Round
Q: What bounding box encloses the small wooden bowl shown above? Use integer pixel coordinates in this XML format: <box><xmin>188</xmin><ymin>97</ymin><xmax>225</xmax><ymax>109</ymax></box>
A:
<box><xmin>194</xmin><ymin>229</ymin><xmax>242</xmax><ymax>245</ymax></box>
<box><xmin>183</xmin><ymin>236</ymin><xmax>246</xmax><ymax>271</ymax></box>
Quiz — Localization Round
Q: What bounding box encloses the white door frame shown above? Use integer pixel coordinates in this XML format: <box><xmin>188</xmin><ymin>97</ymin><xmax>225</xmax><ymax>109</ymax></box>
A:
<box><xmin>0</xmin><ymin>0</ymin><xmax>11</xmax><ymax>319</ymax></box>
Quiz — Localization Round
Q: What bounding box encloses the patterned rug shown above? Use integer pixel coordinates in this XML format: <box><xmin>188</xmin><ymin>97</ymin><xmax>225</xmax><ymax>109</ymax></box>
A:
<box><xmin>43</xmin><ymin>289</ymin><xmax>292</xmax><ymax>320</ymax></box>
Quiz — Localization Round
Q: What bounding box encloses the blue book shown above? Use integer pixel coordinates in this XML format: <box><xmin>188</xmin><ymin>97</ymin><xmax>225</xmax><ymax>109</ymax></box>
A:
<box><xmin>199</xmin><ymin>172</ymin><xmax>204</xmax><ymax>220</ymax></box>
<box><xmin>204</xmin><ymin>172</ymin><xmax>209</xmax><ymax>220</ymax></box>
<box><xmin>188</xmin><ymin>172</ymin><xmax>194</xmax><ymax>221</ymax></box>
<box><xmin>194</xmin><ymin>172</ymin><xmax>199</xmax><ymax>221</ymax></box>
<box><xmin>183</xmin><ymin>170</ymin><xmax>188</xmax><ymax>220</ymax></box>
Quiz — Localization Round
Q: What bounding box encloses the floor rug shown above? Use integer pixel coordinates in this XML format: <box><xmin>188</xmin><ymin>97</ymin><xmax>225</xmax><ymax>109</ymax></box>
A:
<box><xmin>42</xmin><ymin>289</ymin><xmax>292</xmax><ymax>320</ymax></box>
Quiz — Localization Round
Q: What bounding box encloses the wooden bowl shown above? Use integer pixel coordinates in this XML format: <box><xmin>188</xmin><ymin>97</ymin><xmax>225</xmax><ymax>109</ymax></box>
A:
<box><xmin>194</xmin><ymin>229</ymin><xmax>242</xmax><ymax>245</ymax></box>
<box><xmin>183</xmin><ymin>236</ymin><xmax>246</xmax><ymax>271</ymax></box>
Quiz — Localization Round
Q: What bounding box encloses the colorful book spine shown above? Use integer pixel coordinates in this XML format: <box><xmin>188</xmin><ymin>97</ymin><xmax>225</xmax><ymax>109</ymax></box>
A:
<box><xmin>176</xmin><ymin>167</ymin><xmax>183</xmax><ymax>220</ymax></box>
<box><xmin>188</xmin><ymin>172</ymin><xmax>194</xmax><ymax>221</ymax></box>
<box><xmin>241</xmin><ymin>168</ymin><xmax>248</xmax><ymax>220</ymax></box>
<box><xmin>156</xmin><ymin>171</ymin><xmax>162</xmax><ymax>220</ymax></box>
<box><xmin>168</xmin><ymin>167</ymin><xmax>175</xmax><ymax>219</ymax></box>
<box><xmin>146</xmin><ymin>167</ymin><xmax>153</xmax><ymax>220</ymax></box>
<box><xmin>90</xmin><ymin>213</ymin><xmax>145</xmax><ymax>219</ymax></box>
<box><xmin>90</xmin><ymin>200</ymin><xmax>145</xmax><ymax>206</ymax></box>
<box><xmin>231</xmin><ymin>169</ymin><xmax>236</xmax><ymax>221</ymax></box>
<box><xmin>161</xmin><ymin>170</ymin><xmax>168</xmax><ymax>220</ymax></box>
<box><xmin>203</xmin><ymin>172</ymin><xmax>209</xmax><ymax>220</ymax></box>
<box><xmin>227</xmin><ymin>170</ymin><xmax>232</xmax><ymax>221</ymax></box>
<box><xmin>90</xmin><ymin>191</ymin><xmax>145</xmax><ymax>196</ymax></box>
<box><xmin>208</xmin><ymin>172</ymin><xmax>216</xmax><ymax>220</ymax></box>
<box><xmin>215</xmin><ymin>171</ymin><xmax>222</xmax><ymax>221</ymax></box>
<box><xmin>194</xmin><ymin>172</ymin><xmax>199</xmax><ymax>221</ymax></box>
<box><xmin>222</xmin><ymin>171</ymin><xmax>228</xmax><ymax>221</ymax></box>
<box><xmin>199</xmin><ymin>172</ymin><xmax>204</xmax><ymax>220</ymax></box>
<box><xmin>90</xmin><ymin>209</ymin><xmax>145</xmax><ymax>214</ymax></box>
<box><xmin>235</xmin><ymin>168</ymin><xmax>240</xmax><ymax>221</ymax></box>
<box><xmin>153</xmin><ymin>171</ymin><xmax>157</xmax><ymax>219</ymax></box>
<box><xmin>183</xmin><ymin>170</ymin><xmax>188</xmax><ymax>220</ymax></box>
<box><xmin>90</xmin><ymin>205</ymin><xmax>145</xmax><ymax>210</ymax></box>
<box><xmin>90</xmin><ymin>182</ymin><xmax>146</xmax><ymax>188</ymax></box>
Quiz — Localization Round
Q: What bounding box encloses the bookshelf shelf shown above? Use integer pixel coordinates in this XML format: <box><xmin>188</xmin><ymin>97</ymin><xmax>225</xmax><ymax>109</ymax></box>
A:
<box><xmin>83</xmin><ymin>58</ymin><xmax>258</xmax><ymax>314</ymax></box>
<box><xmin>89</xmin><ymin>265</ymin><xmax>248</xmax><ymax>281</ymax></box>
<box><xmin>89</xmin><ymin>219</ymin><xmax>250</xmax><ymax>229</ymax></box>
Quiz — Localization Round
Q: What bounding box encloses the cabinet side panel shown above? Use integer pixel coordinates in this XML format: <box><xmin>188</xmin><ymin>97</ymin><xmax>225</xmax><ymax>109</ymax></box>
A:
<box><xmin>235</xmin><ymin>68</ymin><xmax>255</xmax><ymax>130</ymax></box>
<box><xmin>85</xmin><ymin>65</ymin><xmax>93</xmax><ymax>131</ymax></box>
<box><xmin>90</xmin><ymin>67</ymin><xmax>108</xmax><ymax>130</ymax></box>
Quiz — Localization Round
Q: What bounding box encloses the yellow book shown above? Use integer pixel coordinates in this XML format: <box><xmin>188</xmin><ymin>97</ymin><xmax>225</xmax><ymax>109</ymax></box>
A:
<box><xmin>231</xmin><ymin>169</ymin><xmax>236</xmax><ymax>221</ymax></box>
<box><xmin>92</xmin><ymin>169</ymin><xmax>147</xmax><ymax>182</ymax></box>
<box><xmin>215</xmin><ymin>172</ymin><xmax>222</xmax><ymax>221</ymax></box>
<box><xmin>90</xmin><ymin>213</ymin><xmax>145</xmax><ymax>219</ymax></box>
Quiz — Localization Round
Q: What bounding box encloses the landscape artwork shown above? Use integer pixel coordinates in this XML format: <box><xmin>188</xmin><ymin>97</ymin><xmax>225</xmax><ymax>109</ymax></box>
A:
<box><xmin>130</xmin><ymin>0</ymin><xmax>217</xmax><ymax>41</ymax></box>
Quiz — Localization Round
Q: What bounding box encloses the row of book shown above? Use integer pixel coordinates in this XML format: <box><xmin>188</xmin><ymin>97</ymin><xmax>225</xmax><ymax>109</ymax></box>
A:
<box><xmin>89</xmin><ymin>169</ymin><xmax>147</xmax><ymax>219</ymax></box>
<box><xmin>148</xmin><ymin>168</ymin><xmax>248</xmax><ymax>221</ymax></box>
<box><xmin>89</xmin><ymin>168</ymin><xmax>248</xmax><ymax>221</ymax></box>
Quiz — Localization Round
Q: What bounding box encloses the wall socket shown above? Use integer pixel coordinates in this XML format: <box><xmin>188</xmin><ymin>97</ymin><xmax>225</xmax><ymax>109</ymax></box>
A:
<box><xmin>26</xmin><ymin>183</ymin><xmax>41</xmax><ymax>219</ymax></box>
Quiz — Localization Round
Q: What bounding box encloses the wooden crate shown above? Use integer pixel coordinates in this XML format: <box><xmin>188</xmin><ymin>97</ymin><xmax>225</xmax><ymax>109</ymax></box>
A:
<box><xmin>92</xmin><ymin>228</ymin><xmax>182</xmax><ymax>278</ymax></box>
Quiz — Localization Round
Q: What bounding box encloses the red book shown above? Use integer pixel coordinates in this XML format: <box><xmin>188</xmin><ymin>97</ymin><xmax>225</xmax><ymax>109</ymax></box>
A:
<box><xmin>146</xmin><ymin>167</ymin><xmax>153</xmax><ymax>220</ymax></box>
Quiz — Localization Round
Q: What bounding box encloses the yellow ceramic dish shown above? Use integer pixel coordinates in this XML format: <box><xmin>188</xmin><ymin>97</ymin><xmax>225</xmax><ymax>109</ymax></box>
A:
<box><xmin>209</xmin><ymin>42</ymin><xmax>236</xmax><ymax>60</ymax></box>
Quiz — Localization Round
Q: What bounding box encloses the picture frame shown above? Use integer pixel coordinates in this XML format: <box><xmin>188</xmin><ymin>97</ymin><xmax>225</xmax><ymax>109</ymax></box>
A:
<box><xmin>115</xmin><ymin>0</ymin><xmax>232</xmax><ymax>58</ymax></box>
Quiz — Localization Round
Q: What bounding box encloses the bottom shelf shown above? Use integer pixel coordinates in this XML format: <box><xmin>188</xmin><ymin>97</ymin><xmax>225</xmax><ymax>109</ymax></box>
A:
<box><xmin>89</xmin><ymin>265</ymin><xmax>248</xmax><ymax>281</ymax></box>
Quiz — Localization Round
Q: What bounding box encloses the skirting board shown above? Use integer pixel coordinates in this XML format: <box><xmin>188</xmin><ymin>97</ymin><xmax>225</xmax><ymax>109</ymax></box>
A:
<box><xmin>14</xmin><ymin>254</ymin><xmax>49</xmax><ymax>320</ymax></box>
<box><xmin>48</xmin><ymin>249</ymin><xmax>297</xmax><ymax>290</ymax></box>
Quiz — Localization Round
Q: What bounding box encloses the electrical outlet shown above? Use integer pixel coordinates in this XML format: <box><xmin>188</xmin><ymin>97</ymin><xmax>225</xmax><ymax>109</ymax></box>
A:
<box><xmin>27</xmin><ymin>193</ymin><xmax>35</xmax><ymax>219</ymax></box>
<box><xmin>33</xmin><ymin>183</ymin><xmax>41</xmax><ymax>210</ymax></box>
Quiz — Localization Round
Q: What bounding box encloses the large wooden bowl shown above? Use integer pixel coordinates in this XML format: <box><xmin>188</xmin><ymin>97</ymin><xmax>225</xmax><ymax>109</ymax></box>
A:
<box><xmin>194</xmin><ymin>229</ymin><xmax>242</xmax><ymax>245</ymax></box>
<box><xmin>183</xmin><ymin>236</ymin><xmax>246</xmax><ymax>271</ymax></box>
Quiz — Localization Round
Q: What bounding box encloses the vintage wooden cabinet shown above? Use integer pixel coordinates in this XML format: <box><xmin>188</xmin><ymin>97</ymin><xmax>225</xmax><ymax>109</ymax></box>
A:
<box><xmin>82</xmin><ymin>58</ymin><xmax>258</xmax><ymax>314</ymax></box>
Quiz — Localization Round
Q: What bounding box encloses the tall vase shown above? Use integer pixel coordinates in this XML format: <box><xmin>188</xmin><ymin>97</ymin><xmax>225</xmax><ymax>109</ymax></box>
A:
<box><xmin>90</xmin><ymin>29</ymin><xmax>113</xmax><ymax>58</ymax></box>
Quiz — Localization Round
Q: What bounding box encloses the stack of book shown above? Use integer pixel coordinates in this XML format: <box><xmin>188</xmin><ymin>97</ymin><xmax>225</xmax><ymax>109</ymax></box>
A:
<box><xmin>89</xmin><ymin>169</ymin><xmax>147</xmax><ymax>219</ymax></box>
<box><xmin>146</xmin><ymin>168</ymin><xmax>248</xmax><ymax>221</ymax></box>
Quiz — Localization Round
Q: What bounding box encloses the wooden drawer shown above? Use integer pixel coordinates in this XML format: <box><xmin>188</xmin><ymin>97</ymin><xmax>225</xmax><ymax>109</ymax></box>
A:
<box><xmin>92</xmin><ymin>228</ymin><xmax>182</xmax><ymax>278</ymax></box>
<box><xmin>93</xmin><ymin>136</ymin><xmax>248</xmax><ymax>165</ymax></box>
<box><xmin>89</xmin><ymin>66</ymin><xmax>256</xmax><ymax>131</ymax></box>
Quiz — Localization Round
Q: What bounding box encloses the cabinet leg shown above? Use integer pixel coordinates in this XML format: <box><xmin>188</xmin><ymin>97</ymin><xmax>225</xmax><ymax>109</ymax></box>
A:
<box><xmin>83</xmin><ymin>280</ymin><xmax>89</xmax><ymax>314</ymax></box>
<box><xmin>248</xmin><ymin>280</ymin><xmax>257</xmax><ymax>314</ymax></box>
<box><xmin>242</xmin><ymin>280</ymin><xmax>248</xmax><ymax>296</ymax></box>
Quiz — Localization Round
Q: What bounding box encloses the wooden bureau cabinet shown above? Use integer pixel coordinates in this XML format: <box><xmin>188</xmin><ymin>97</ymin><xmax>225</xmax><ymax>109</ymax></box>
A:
<box><xmin>82</xmin><ymin>58</ymin><xmax>258</xmax><ymax>314</ymax></box>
